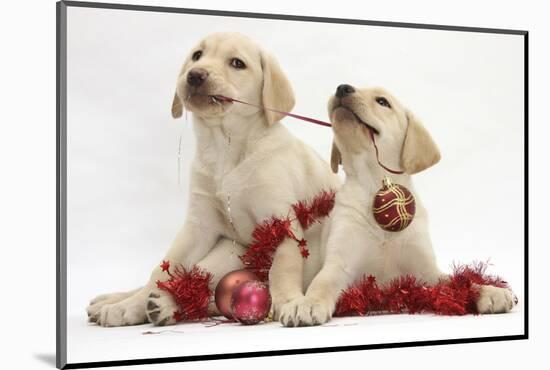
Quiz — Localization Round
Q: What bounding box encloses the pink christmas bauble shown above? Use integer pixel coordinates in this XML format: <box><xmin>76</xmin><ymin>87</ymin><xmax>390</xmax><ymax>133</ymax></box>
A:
<box><xmin>214</xmin><ymin>269</ymin><xmax>258</xmax><ymax>320</ymax></box>
<box><xmin>230</xmin><ymin>280</ymin><xmax>271</xmax><ymax>325</ymax></box>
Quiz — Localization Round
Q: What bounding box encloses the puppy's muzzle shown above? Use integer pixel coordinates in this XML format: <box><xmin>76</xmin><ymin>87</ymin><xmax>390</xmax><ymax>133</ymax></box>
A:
<box><xmin>187</xmin><ymin>68</ymin><xmax>209</xmax><ymax>87</ymax></box>
<box><xmin>335</xmin><ymin>84</ymin><xmax>355</xmax><ymax>98</ymax></box>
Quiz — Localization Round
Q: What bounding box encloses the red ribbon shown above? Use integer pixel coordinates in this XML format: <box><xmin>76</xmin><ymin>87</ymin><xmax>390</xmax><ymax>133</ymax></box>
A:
<box><xmin>367</xmin><ymin>129</ymin><xmax>404</xmax><ymax>175</ymax></box>
<box><xmin>215</xmin><ymin>95</ymin><xmax>332</xmax><ymax>128</ymax></box>
<box><xmin>214</xmin><ymin>95</ymin><xmax>404</xmax><ymax>175</ymax></box>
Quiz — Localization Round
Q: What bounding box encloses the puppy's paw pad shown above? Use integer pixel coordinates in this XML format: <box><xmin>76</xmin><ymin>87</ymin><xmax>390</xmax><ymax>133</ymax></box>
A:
<box><xmin>477</xmin><ymin>285</ymin><xmax>515</xmax><ymax>314</ymax></box>
<box><xmin>146</xmin><ymin>291</ymin><xmax>178</xmax><ymax>327</ymax></box>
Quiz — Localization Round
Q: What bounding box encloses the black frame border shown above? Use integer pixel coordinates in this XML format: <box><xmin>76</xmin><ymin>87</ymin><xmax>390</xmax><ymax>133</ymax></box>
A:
<box><xmin>56</xmin><ymin>1</ymin><xmax>529</xmax><ymax>369</ymax></box>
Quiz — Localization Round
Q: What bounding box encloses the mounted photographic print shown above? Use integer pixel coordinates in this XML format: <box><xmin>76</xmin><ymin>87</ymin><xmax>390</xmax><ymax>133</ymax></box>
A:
<box><xmin>56</xmin><ymin>1</ymin><xmax>528</xmax><ymax>368</ymax></box>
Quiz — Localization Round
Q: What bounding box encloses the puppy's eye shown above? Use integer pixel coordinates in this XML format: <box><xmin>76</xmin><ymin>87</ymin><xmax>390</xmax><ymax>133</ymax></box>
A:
<box><xmin>230</xmin><ymin>58</ymin><xmax>246</xmax><ymax>69</ymax></box>
<box><xmin>191</xmin><ymin>50</ymin><xmax>202</xmax><ymax>61</ymax></box>
<box><xmin>376</xmin><ymin>97</ymin><xmax>391</xmax><ymax>108</ymax></box>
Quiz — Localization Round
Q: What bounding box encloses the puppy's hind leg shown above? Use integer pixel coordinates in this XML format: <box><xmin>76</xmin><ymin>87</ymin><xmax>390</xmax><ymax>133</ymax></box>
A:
<box><xmin>89</xmin><ymin>288</ymin><xmax>140</xmax><ymax>306</ymax></box>
<box><xmin>146</xmin><ymin>238</ymin><xmax>246</xmax><ymax>325</ymax></box>
<box><xmin>397</xmin><ymin>235</ymin><xmax>447</xmax><ymax>287</ymax></box>
<box><xmin>95</xmin><ymin>288</ymin><xmax>151</xmax><ymax>327</ymax></box>
<box><xmin>87</xmin><ymin>287</ymin><xmax>142</xmax><ymax>323</ymax></box>
<box><xmin>400</xmin><ymin>244</ymin><xmax>516</xmax><ymax>314</ymax></box>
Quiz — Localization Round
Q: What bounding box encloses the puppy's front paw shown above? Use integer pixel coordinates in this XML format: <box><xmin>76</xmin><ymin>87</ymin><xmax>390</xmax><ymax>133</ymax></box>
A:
<box><xmin>298</xmin><ymin>297</ymin><xmax>333</xmax><ymax>326</ymax></box>
<box><xmin>476</xmin><ymin>285</ymin><xmax>517</xmax><ymax>314</ymax></box>
<box><xmin>270</xmin><ymin>292</ymin><xmax>302</xmax><ymax>322</ymax></box>
<box><xmin>146</xmin><ymin>290</ymin><xmax>178</xmax><ymax>326</ymax></box>
<box><xmin>279</xmin><ymin>297</ymin><xmax>333</xmax><ymax>327</ymax></box>
<box><xmin>277</xmin><ymin>297</ymin><xmax>303</xmax><ymax>327</ymax></box>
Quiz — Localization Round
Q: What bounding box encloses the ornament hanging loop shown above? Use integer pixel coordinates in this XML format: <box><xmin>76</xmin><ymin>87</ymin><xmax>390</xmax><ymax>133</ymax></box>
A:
<box><xmin>382</xmin><ymin>176</ymin><xmax>394</xmax><ymax>189</ymax></box>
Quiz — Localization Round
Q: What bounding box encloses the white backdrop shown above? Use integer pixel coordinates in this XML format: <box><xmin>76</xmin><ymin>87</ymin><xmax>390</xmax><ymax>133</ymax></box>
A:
<box><xmin>66</xmin><ymin>6</ymin><xmax>525</xmax><ymax>314</ymax></box>
<box><xmin>65</xmin><ymin>3</ymin><xmax>524</xmax><ymax>364</ymax></box>
<box><xmin>3</xmin><ymin>0</ymin><xmax>546</xmax><ymax>369</ymax></box>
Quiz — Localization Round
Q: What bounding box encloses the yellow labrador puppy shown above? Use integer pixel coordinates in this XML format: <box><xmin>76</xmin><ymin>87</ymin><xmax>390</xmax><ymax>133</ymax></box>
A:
<box><xmin>86</xmin><ymin>33</ymin><xmax>339</xmax><ymax>327</ymax></box>
<box><xmin>279</xmin><ymin>84</ymin><xmax>515</xmax><ymax>326</ymax></box>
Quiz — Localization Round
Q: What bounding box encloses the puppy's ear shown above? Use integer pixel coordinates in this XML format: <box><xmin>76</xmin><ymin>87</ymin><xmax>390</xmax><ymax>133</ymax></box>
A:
<box><xmin>171</xmin><ymin>92</ymin><xmax>183</xmax><ymax>119</ymax></box>
<box><xmin>260</xmin><ymin>51</ymin><xmax>295</xmax><ymax>125</ymax></box>
<box><xmin>330</xmin><ymin>141</ymin><xmax>342</xmax><ymax>173</ymax></box>
<box><xmin>401</xmin><ymin>111</ymin><xmax>441</xmax><ymax>174</ymax></box>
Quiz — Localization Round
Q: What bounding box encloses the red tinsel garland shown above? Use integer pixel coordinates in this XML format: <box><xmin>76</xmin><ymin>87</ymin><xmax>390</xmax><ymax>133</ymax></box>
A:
<box><xmin>156</xmin><ymin>189</ymin><xmax>515</xmax><ymax>322</ymax></box>
<box><xmin>155</xmin><ymin>190</ymin><xmax>336</xmax><ymax>321</ymax></box>
<box><xmin>292</xmin><ymin>190</ymin><xmax>336</xmax><ymax>230</ymax></box>
<box><xmin>240</xmin><ymin>190</ymin><xmax>336</xmax><ymax>281</ymax></box>
<box><xmin>156</xmin><ymin>261</ymin><xmax>213</xmax><ymax>322</ymax></box>
<box><xmin>335</xmin><ymin>261</ymin><xmax>511</xmax><ymax>317</ymax></box>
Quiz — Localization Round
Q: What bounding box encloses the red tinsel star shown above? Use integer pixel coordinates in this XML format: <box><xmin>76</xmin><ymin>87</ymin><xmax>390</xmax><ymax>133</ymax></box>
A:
<box><xmin>160</xmin><ymin>260</ymin><xmax>170</xmax><ymax>272</ymax></box>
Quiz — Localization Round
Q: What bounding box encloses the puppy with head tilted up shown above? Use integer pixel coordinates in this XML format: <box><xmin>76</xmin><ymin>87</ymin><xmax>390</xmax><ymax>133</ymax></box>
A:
<box><xmin>279</xmin><ymin>84</ymin><xmax>516</xmax><ymax>327</ymax></box>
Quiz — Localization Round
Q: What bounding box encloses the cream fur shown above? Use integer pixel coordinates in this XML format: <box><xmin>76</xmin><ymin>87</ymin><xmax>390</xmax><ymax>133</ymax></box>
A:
<box><xmin>86</xmin><ymin>33</ymin><xmax>340</xmax><ymax>327</ymax></box>
<box><xmin>279</xmin><ymin>86</ymin><xmax>515</xmax><ymax>326</ymax></box>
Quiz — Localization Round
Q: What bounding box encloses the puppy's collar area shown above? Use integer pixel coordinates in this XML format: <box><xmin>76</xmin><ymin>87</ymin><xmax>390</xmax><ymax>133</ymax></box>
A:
<box><xmin>205</xmin><ymin>95</ymin><xmax>403</xmax><ymax>175</ymax></box>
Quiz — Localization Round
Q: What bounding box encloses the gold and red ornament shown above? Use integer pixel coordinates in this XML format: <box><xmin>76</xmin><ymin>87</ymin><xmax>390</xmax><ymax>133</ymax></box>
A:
<box><xmin>214</xmin><ymin>269</ymin><xmax>259</xmax><ymax>320</ymax></box>
<box><xmin>363</xmin><ymin>128</ymin><xmax>417</xmax><ymax>232</ymax></box>
<box><xmin>230</xmin><ymin>280</ymin><xmax>271</xmax><ymax>325</ymax></box>
<box><xmin>372</xmin><ymin>176</ymin><xmax>416</xmax><ymax>232</ymax></box>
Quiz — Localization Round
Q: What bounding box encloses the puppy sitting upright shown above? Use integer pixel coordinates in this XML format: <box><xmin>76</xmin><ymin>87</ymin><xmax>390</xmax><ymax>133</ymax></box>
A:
<box><xmin>86</xmin><ymin>33</ymin><xmax>339</xmax><ymax>327</ymax></box>
<box><xmin>280</xmin><ymin>84</ymin><xmax>515</xmax><ymax>327</ymax></box>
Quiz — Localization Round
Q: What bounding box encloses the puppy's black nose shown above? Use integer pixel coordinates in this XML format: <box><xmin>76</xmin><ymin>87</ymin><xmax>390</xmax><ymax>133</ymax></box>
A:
<box><xmin>187</xmin><ymin>68</ymin><xmax>209</xmax><ymax>87</ymax></box>
<box><xmin>335</xmin><ymin>84</ymin><xmax>355</xmax><ymax>98</ymax></box>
